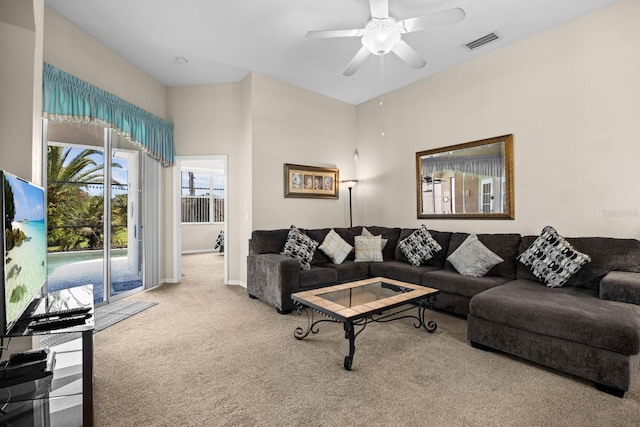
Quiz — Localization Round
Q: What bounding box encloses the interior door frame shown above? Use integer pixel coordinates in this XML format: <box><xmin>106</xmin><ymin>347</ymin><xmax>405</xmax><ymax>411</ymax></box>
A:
<box><xmin>172</xmin><ymin>155</ymin><xmax>228</xmax><ymax>284</ymax></box>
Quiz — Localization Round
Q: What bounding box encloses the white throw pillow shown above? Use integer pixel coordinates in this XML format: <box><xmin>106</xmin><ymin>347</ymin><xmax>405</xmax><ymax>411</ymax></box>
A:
<box><xmin>318</xmin><ymin>229</ymin><xmax>353</xmax><ymax>264</ymax></box>
<box><xmin>361</xmin><ymin>227</ymin><xmax>388</xmax><ymax>250</ymax></box>
<box><xmin>447</xmin><ymin>234</ymin><xmax>504</xmax><ymax>277</ymax></box>
<box><xmin>354</xmin><ymin>235</ymin><xmax>383</xmax><ymax>262</ymax></box>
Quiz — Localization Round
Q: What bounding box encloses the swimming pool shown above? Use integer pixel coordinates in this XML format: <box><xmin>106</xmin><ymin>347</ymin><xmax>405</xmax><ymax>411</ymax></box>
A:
<box><xmin>47</xmin><ymin>248</ymin><xmax>141</xmax><ymax>304</ymax></box>
<box><xmin>47</xmin><ymin>248</ymin><xmax>127</xmax><ymax>275</ymax></box>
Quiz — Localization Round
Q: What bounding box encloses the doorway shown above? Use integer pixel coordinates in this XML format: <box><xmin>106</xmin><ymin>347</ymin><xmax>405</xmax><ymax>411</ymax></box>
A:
<box><xmin>173</xmin><ymin>156</ymin><xmax>228</xmax><ymax>284</ymax></box>
<box><xmin>44</xmin><ymin>120</ymin><xmax>144</xmax><ymax>305</ymax></box>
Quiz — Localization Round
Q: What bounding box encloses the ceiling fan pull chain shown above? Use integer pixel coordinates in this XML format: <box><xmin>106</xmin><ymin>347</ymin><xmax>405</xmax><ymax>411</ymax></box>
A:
<box><xmin>380</xmin><ymin>55</ymin><xmax>385</xmax><ymax>137</ymax></box>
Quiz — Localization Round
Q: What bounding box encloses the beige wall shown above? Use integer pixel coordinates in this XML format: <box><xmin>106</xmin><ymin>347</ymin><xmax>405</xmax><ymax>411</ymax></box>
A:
<box><xmin>356</xmin><ymin>0</ymin><xmax>640</xmax><ymax>239</ymax></box>
<box><xmin>237</xmin><ymin>75</ymin><xmax>253</xmax><ymax>285</ymax></box>
<box><xmin>166</xmin><ymin>74</ymin><xmax>356</xmax><ymax>284</ymax></box>
<box><xmin>250</xmin><ymin>73</ymin><xmax>357</xmax><ymax>230</ymax></box>
<box><xmin>182</xmin><ymin>224</ymin><xmax>224</xmax><ymax>253</ymax></box>
<box><xmin>166</xmin><ymin>83</ymin><xmax>242</xmax><ymax>281</ymax></box>
<box><xmin>0</xmin><ymin>0</ymin><xmax>42</xmax><ymax>182</ymax></box>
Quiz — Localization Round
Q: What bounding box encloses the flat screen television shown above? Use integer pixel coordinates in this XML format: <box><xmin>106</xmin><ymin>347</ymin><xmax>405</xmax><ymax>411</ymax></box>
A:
<box><xmin>1</xmin><ymin>170</ymin><xmax>47</xmax><ymax>336</ymax></box>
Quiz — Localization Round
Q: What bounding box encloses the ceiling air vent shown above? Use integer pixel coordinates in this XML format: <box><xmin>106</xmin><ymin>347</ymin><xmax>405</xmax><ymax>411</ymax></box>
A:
<box><xmin>465</xmin><ymin>32</ymin><xmax>500</xmax><ymax>50</ymax></box>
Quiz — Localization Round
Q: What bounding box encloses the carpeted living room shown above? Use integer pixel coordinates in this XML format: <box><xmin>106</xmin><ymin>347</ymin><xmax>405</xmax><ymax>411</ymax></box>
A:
<box><xmin>97</xmin><ymin>253</ymin><xmax>640</xmax><ymax>426</ymax></box>
<box><xmin>2</xmin><ymin>0</ymin><xmax>640</xmax><ymax>426</ymax></box>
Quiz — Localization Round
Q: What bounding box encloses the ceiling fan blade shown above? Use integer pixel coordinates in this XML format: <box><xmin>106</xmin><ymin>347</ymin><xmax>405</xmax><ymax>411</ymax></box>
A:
<box><xmin>369</xmin><ymin>0</ymin><xmax>389</xmax><ymax>18</ymax></box>
<box><xmin>343</xmin><ymin>46</ymin><xmax>371</xmax><ymax>76</ymax></box>
<box><xmin>399</xmin><ymin>7</ymin><xmax>466</xmax><ymax>33</ymax></box>
<box><xmin>306</xmin><ymin>29</ymin><xmax>364</xmax><ymax>39</ymax></box>
<box><xmin>392</xmin><ymin>40</ymin><xmax>426</xmax><ymax>69</ymax></box>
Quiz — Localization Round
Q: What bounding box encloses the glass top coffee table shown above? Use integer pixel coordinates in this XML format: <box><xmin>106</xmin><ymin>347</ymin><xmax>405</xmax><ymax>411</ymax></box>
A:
<box><xmin>291</xmin><ymin>277</ymin><xmax>439</xmax><ymax>370</ymax></box>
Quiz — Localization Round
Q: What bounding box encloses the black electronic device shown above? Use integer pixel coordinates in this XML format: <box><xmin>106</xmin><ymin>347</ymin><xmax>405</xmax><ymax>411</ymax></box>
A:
<box><xmin>27</xmin><ymin>306</ymin><xmax>92</xmax><ymax>321</ymax></box>
<box><xmin>28</xmin><ymin>313</ymin><xmax>91</xmax><ymax>332</ymax></box>
<box><xmin>9</xmin><ymin>347</ymin><xmax>49</xmax><ymax>364</ymax></box>
<box><xmin>0</xmin><ymin>349</ymin><xmax>55</xmax><ymax>388</ymax></box>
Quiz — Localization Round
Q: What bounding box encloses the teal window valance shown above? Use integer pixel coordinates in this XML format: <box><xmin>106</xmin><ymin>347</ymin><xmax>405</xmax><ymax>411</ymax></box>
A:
<box><xmin>42</xmin><ymin>62</ymin><xmax>175</xmax><ymax>167</ymax></box>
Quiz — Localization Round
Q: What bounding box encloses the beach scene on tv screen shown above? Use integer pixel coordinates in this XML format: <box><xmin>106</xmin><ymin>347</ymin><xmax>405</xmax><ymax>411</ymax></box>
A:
<box><xmin>4</xmin><ymin>174</ymin><xmax>46</xmax><ymax>325</ymax></box>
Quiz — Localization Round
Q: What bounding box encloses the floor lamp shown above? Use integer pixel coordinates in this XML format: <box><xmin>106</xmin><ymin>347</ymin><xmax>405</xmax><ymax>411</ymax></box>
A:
<box><xmin>341</xmin><ymin>180</ymin><xmax>358</xmax><ymax>227</ymax></box>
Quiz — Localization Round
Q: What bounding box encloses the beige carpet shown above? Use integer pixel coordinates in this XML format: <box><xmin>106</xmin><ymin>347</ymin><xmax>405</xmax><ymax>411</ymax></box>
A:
<box><xmin>94</xmin><ymin>253</ymin><xmax>640</xmax><ymax>427</ymax></box>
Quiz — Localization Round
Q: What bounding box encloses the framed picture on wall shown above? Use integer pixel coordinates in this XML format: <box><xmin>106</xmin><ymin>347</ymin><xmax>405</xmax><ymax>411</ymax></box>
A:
<box><xmin>284</xmin><ymin>163</ymin><xmax>339</xmax><ymax>199</ymax></box>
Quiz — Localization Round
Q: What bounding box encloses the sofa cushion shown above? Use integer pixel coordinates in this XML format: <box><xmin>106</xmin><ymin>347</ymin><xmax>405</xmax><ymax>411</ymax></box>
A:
<box><xmin>398</xmin><ymin>226</ymin><xmax>443</xmax><ymax>267</ymax></box>
<box><xmin>517</xmin><ymin>226</ymin><xmax>591</xmax><ymax>288</ymax></box>
<box><xmin>318</xmin><ymin>229</ymin><xmax>353</xmax><ymax>264</ymax></box>
<box><xmin>445</xmin><ymin>233</ymin><xmax>521</xmax><ymax>279</ymax></box>
<box><xmin>250</xmin><ymin>228</ymin><xmax>291</xmax><ymax>254</ymax></box>
<box><xmin>280</xmin><ymin>226</ymin><xmax>319</xmax><ymax>270</ymax></box>
<box><xmin>599</xmin><ymin>271</ymin><xmax>640</xmax><ymax>306</ymax></box>
<box><xmin>369</xmin><ymin>260</ymin><xmax>439</xmax><ymax>285</ymax></box>
<box><xmin>354</xmin><ymin>235</ymin><xmax>383</xmax><ymax>262</ymax></box>
<box><xmin>469</xmin><ymin>280</ymin><xmax>640</xmax><ymax>355</ymax></box>
<box><xmin>318</xmin><ymin>261</ymin><xmax>370</xmax><ymax>282</ymax></box>
<box><xmin>298</xmin><ymin>266</ymin><xmax>338</xmax><ymax>289</ymax></box>
<box><xmin>423</xmin><ymin>270</ymin><xmax>511</xmax><ymax>299</ymax></box>
<box><xmin>395</xmin><ymin>228</ymin><xmax>450</xmax><ymax>268</ymax></box>
<box><xmin>447</xmin><ymin>234</ymin><xmax>504</xmax><ymax>277</ymax></box>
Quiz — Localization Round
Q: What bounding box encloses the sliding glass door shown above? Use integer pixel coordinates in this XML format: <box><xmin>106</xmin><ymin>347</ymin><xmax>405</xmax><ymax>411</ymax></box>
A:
<box><xmin>44</xmin><ymin>120</ymin><xmax>143</xmax><ymax>305</ymax></box>
<box><xmin>108</xmin><ymin>131</ymin><xmax>143</xmax><ymax>300</ymax></box>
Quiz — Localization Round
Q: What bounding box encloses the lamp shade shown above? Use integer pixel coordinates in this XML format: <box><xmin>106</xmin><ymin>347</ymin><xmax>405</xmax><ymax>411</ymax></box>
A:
<box><xmin>341</xmin><ymin>179</ymin><xmax>359</xmax><ymax>189</ymax></box>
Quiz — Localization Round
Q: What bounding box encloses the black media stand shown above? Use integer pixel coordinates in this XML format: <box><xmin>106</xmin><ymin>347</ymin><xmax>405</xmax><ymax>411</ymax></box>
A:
<box><xmin>0</xmin><ymin>285</ymin><xmax>94</xmax><ymax>426</ymax></box>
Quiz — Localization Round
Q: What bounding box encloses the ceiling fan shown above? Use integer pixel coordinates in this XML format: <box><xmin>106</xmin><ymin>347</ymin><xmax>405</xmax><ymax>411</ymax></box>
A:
<box><xmin>306</xmin><ymin>0</ymin><xmax>465</xmax><ymax>76</ymax></box>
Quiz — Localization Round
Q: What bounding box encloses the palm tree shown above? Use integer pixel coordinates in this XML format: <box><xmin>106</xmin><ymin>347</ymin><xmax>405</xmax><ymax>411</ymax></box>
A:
<box><xmin>47</xmin><ymin>145</ymin><xmax>123</xmax><ymax>251</ymax></box>
<box><xmin>47</xmin><ymin>146</ymin><xmax>105</xmax><ymax>206</ymax></box>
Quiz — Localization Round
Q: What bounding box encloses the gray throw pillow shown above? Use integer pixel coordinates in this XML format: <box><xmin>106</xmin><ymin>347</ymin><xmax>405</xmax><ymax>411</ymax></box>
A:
<box><xmin>447</xmin><ymin>234</ymin><xmax>503</xmax><ymax>277</ymax></box>
<box><xmin>517</xmin><ymin>225</ymin><xmax>591</xmax><ymax>287</ymax></box>
<box><xmin>281</xmin><ymin>226</ymin><xmax>318</xmax><ymax>270</ymax></box>
<box><xmin>398</xmin><ymin>225</ymin><xmax>442</xmax><ymax>267</ymax></box>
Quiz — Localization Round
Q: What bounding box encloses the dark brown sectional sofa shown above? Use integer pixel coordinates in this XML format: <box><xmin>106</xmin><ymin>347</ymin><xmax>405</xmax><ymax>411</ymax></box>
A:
<box><xmin>247</xmin><ymin>226</ymin><xmax>640</xmax><ymax>397</ymax></box>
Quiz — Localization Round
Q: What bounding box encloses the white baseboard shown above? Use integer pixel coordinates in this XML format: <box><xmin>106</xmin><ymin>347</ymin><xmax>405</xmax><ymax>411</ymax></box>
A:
<box><xmin>227</xmin><ymin>280</ymin><xmax>246</xmax><ymax>288</ymax></box>
<box><xmin>181</xmin><ymin>249</ymin><xmax>222</xmax><ymax>254</ymax></box>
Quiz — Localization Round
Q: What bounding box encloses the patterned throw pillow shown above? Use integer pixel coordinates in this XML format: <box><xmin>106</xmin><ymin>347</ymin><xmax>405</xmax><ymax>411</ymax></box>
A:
<box><xmin>447</xmin><ymin>234</ymin><xmax>504</xmax><ymax>277</ymax></box>
<box><xmin>280</xmin><ymin>226</ymin><xmax>319</xmax><ymax>270</ymax></box>
<box><xmin>398</xmin><ymin>225</ymin><xmax>442</xmax><ymax>267</ymax></box>
<box><xmin>517</xmin><ymin>225</ymin><xmax>591</xmax><ymax>287</ymax></box>
<box><xmin>318</xmin><ymin>229</ymin><xmax>353</xmax><ymax>264</ymax></box>
<box><xmin>354</xmin><ymin>236</ymin><xmax>383</xmax><ymax>262</ymax></box>
<box><xmin>361</xmin><ymin>227</ymin><xmax>388</xmax><ymax>250</ymax></box>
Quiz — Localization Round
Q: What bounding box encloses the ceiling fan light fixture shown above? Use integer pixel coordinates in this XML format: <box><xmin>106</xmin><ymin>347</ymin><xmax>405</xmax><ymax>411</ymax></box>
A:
<box><xmin>361</xmin><ymin>18</ymin><xmax>401</xmax><ymax>55</ymax></box>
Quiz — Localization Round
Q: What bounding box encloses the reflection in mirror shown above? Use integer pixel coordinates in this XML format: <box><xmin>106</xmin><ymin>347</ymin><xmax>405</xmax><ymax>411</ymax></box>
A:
<box><xmin>416</xmin><ymin>134</ymin><xmax>514</xmax><ymax>219</ymax></box>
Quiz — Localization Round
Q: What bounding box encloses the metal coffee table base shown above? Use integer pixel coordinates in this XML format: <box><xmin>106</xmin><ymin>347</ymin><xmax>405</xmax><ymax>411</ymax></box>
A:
<box><xmin>294</xmin><ymin>298</ymin><xmax>437</xmax><ymax>371</ymax></box>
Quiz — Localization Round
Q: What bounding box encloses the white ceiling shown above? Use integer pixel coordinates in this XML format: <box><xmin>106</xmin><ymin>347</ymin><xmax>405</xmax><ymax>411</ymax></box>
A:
<box><xmin>44</xmin><ymin>0</ymin><xmax>619</xmax><ymax>105</ymax></box>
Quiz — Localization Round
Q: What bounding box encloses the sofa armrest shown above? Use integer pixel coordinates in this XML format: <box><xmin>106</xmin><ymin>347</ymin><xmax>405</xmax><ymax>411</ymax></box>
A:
<box><xmin>599</xmin><ymin>271</ymin><xmax>640</xmax><ymax>306</ymax></box>
<box><xmin>247</xmin><ymin>253</ymin><xmax>300</xmax><ymax>312</ymax></box>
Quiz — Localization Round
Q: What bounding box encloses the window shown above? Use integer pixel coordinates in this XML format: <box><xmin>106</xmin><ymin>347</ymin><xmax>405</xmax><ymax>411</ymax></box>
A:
<box><xmin>181</xmin><ymin>171</ymin><xmax>224</xmax><ymax>223</ymax></box>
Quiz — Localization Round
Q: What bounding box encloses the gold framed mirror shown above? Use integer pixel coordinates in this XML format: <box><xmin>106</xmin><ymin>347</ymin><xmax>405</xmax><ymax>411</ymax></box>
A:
<box><xmin>416</xmin><ymin>134</ymin><xmax>514</xmax><ymax>219</ymax></box>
